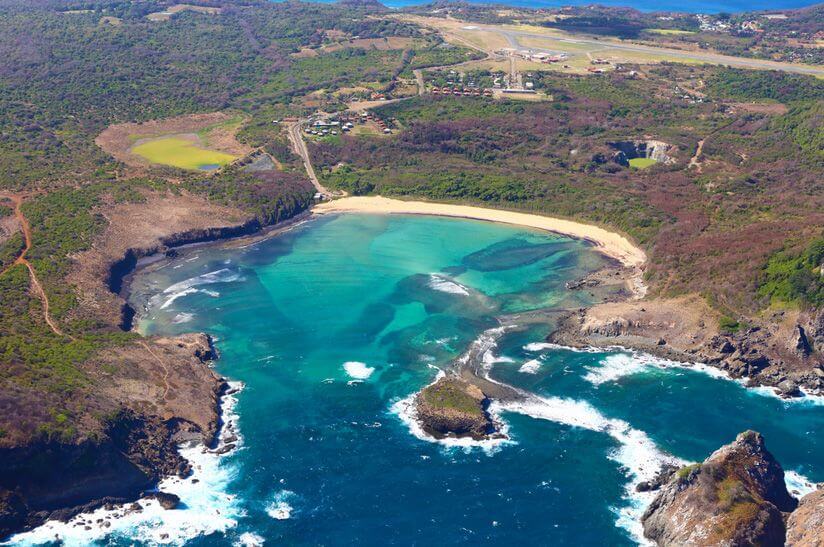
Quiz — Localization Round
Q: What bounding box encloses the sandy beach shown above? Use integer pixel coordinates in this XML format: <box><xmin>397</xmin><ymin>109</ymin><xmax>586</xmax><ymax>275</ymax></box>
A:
<box><xmin>314</xmin><ymin>196</ymin><xmax>647</xmax><ymax>269</ymax></box>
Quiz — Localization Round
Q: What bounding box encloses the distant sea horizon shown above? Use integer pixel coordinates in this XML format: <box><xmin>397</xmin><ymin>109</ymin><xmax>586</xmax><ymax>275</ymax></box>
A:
<box><xmin>296</xmin><ymin>0</ymin><xmax>822</xmax><ymax>14</ymax></box>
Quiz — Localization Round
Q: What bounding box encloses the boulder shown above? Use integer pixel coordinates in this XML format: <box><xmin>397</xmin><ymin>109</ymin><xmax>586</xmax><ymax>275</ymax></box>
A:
<box><xmin>144</xmin><ymin>491</ymin><xmax>180</xmax><ymax>510</ymax></box>
<box><xmin>777</xmin><ymin>379</ymin><xmax>802</xmax><ymax>399</ymax></box>
<box><xmin>786</xmin><ymin>488</ymin><xmax>824</xmax><ymax>546</ymax></box>
<box><xmin>789</xmin><ymin>325</ymin><xmax>812</xmax><ymax>358</ymax></box>
<box><xmin>642</xmin><ymin>431</ymin><xmax>796</xmax><ymax>546</ymax></box>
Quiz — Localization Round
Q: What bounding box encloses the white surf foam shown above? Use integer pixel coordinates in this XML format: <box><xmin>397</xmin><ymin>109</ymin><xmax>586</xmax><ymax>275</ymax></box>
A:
<box><xmin>523</xmin><ymin>342</ymin><xmax>602</xmax><ymax>353</ymax></box>
<box><xmin>785</xmin><ymin>470</ymin><xmax>818</xmax><ymax>498</ymax></box>
<box><xmin>155</xmin><ymin>268</ymin><xmax>242</xmax><ymax>310</ymax></box>
<box><xmin>580</xmin><ymin>349</ymin><xmax>824</xmax><ymax>404</ymax></box>
<box><xmin>236</xmin><ymin>532</ymin><xmax>265</xmax><ymax>546</ymax></box>
<box><xmin>428</xmin><ymin>274</ymin><xmax>470</xmax><ymax>295</ymax></box>
<box><xmin>493</xmin><ymin>396</ymin><xmax>685</xmax><ymax>545</ymax></box>
<box><xmin>343</xmin><ymin>361</ymin><xmax>375</xmax><ymax>380</ymax></box>
<box><xmin>266</xmin><ymin>490</ymin><xmax>297</xmax><ymax>520</ymax></box>
<box><xmin>584</xmin><ymin>352</ymin><xmax>672</xmax><ymax>386</ymax></box>
<box><xmin>171</xmin><ymin>312</ymin><xmax>195</xmax><ymax>324</ymax></box>
<box><xmin>7</xmin><ymin>382</ymin><xmax>246</xmax><ymax>546</ymax></box>
<box><xmin>518</xmin><ymin>359</ymin><xmax>542</xmax><ymax>374</ymax></box>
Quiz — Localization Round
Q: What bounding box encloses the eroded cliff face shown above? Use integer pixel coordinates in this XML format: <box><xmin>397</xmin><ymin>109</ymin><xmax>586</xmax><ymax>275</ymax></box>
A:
<box><xmin>0</xmin><ymin>334</ymin><xmax>225</xmax><ymax>539</ymax></box>
<box><xmin>642</xmin><ymin>431</ymin><xmax>797</xmax><ymax>546</ymax></box>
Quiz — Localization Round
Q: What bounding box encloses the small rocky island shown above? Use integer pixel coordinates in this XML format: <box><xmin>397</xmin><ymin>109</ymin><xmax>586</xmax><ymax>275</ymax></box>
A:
<box><xmin>414</xmin><ymin>377</ymin><xmax>502</xmax><ymax>441</ymax></box>
<box><xmin>642</xmin><ymin>430</ymin><xmax>823</xmax><ymax>546</ymax></box>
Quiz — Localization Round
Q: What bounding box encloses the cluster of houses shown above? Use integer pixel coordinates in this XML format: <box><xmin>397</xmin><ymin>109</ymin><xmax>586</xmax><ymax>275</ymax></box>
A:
<box><xmin>695</xmin><ymin>14</ymin><xmax>765</xmax><ymax>34</ymax></box>
<box><xmin>305</xmin><ymin>111</ymin><xmax>393</xmax><ymax>137</ymax></box>
<box><xmin>431</xmin><ymin>87</ymin><xmax>494</xmax><ymax>97</ymax></box>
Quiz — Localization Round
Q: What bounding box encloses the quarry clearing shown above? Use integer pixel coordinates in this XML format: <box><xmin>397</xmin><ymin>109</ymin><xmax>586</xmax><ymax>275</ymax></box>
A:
<box><xmin>96</xmin><ymin>112</ymin><xmax>251</xmax><ymax>173</ymax></box>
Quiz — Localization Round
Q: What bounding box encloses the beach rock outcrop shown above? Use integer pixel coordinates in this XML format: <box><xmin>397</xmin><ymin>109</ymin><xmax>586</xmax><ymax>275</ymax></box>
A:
<box><xmin>642</xmin><ymin>431</ymin><xmax>797</xmax><ymax>546</ymax></box>
<box><xmin>786</xmin><ymin>488</ymin><xmax>824</xmax><ymax>546</ymax></box>
<box><xmin>415</xmin><ymin>377</ymin><xmax>497</xmax><ymax>440</ymax></box>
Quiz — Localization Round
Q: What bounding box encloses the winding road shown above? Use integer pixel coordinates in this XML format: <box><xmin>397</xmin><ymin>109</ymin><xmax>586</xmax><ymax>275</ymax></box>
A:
<box><xmin>0</xmin><ymin>193</ymin><xmax>70</xmax><ymax>338</ymax></box>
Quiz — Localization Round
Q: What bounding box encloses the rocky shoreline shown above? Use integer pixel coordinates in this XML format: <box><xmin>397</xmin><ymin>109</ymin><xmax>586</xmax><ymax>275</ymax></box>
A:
<box><xmin>0</xmin><ymin>334</ymin><xmax>230</xmax><ymax>539</ymax></box>
<box><xmin>641</xmin><ymin>431</ymin><xmax>824</xmax><ymax>546</ymax></box>
<box><xmin>549</xmin><ymin>302</ymin><xmax>824</xmax><ymax>398</ymax></box>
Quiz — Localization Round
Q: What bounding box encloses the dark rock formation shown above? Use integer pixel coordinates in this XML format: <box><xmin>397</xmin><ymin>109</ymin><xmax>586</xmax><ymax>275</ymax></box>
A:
<box><xmin>642</xmin><ymin>431</ymin><xmax>797</xmax><ymax>546</ymax></box>
<box><xmin>786</xmin><ymin>488</ymin><xmax>824</xmax><ymax>546</ymax></box>
<box><xmin>0</xmin><ymin>335</ymin><xmax>221</xmax><ymax>540</ymax></box>
<box><xmin>636</xmin><ymin>464</ymin><xmax>678</xmax><ymax>493</ymax></box>
<box><xmin>143</xmin><ymin>492</ymin><xmax>180</xmax><ymax>510</ymax></box>
<box><xmin>415</xmin><ymin>377</ymin><xmax>498</xmax><ymax>440</ymax></box>
<box><xmin>790</xmin><ymin>325</ymin><xmax>812</xmax><ymax>358</ymax></box>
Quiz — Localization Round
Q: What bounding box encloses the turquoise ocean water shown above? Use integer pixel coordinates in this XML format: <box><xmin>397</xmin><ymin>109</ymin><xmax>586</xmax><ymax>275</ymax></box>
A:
<box><xmin>10</xmin><ymin>213</ymin><xmax>824</xmax><ymax>546</ymax></box>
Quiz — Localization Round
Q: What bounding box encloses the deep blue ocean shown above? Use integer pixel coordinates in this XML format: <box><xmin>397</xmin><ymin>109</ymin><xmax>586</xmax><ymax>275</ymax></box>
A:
<box><xmin>10</xmin><ymin>214</ymin><xmax>824</xmax><ymax>546</ymax></box>
<box><xmin>295</xmin><ymin>0</ymin><xmax>821</xmax><ymax>14</ymax></box>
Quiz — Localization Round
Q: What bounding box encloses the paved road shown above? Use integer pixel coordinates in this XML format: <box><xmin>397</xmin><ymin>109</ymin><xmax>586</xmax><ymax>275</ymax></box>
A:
<box><xmin>286</xmin><ymin>122</ymin><xmax>331</xmax><ymax>198</ymax></box>
<box><xmin>488</xmin><ymin>27</ymin><xmax>824</xmax><ymax>77</ymax></box>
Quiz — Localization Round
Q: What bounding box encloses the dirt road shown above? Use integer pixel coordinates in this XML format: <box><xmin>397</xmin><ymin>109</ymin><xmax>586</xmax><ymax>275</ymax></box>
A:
<box><xmin>0</xmin><ymin>193</ymin><xmax>70</xmax><ymax>338</ymax></box>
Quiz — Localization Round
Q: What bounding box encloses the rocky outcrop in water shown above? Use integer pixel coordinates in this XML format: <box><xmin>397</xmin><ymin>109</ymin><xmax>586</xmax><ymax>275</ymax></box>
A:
<box><xmin>642</xmin><ymin>431</ymin><xmax>797</xmax><ymax>546</ymax></box>
<box><xmin>414</xmin><ymin>377</ymin><xmax>498</xmax><ymax>440</ymax></box>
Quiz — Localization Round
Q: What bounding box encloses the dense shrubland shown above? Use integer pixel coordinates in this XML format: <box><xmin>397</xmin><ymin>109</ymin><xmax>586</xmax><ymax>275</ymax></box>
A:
<box><xmin>310</xmin><ymin>66</ymin><xmax>823</xmax><ymax>314</ymax></box>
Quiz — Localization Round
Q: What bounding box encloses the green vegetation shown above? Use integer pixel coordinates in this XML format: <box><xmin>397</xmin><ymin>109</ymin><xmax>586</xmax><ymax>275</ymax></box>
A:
<box><xmin>758</xmin><ymin>237</ymin><xmax>824</xmax><ymax>308</ymax></box>
<box><xmin>677</xmin><ymin>463</ymin><xmax>702</xmax><ymax>479</ymax></box>
<box><xmin>420</xmin><ymin>379</ymin><xmax>482</xmax><ymax>415</ymax></box>
<box><xmin>776</xmin><ymin>102</ymin><xmax>824</xmax><ymax>162</ymax></box>
<box><xmin>131</xmin><ymin>137</ymin><xmax>237</xmax><ymax>170</ymax></box>
<box><xmin>628</xmin><ymin>157</ymin><xmax>657</xmax><ymax>169</ymax></box>
<box><xmin>0</xmin><ymin>232</ymin><xmax>24</xmax><ymax>272</ymax></box>
<box><xmin>706</xmin><ymin>68</ymin><xmax>824</xmax><ymax>103</ymax></box>
<box><xmin>718</xmin><ymin>316</ymin><xmax>742</xmax><ymax>334</ymax></box>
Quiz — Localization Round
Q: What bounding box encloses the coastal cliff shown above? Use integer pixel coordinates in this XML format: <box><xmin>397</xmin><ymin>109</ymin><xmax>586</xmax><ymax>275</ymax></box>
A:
<box><xmin>1</xmin><ymin>190</ymin><xmax>312</xmax><ymax>540</ymax></box>
<box><xmin>786</xmin><ymin>489</ymin><xmax>824</xmax><ymax>546</ymax></box>
<box><xmin>0</xmin><ymin>334</ymin><xmax>224</xmax><ymax>539</ymax></box>
<box><xmin>641</xmin><ymin>431</ymin><xmax>810</xmax><ymax>546</ymax></box>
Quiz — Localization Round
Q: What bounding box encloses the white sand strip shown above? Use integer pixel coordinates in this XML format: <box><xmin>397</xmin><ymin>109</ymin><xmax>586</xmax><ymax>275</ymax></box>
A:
<box><xmin>313</xmin><ymin>196</ymin><xmax>646</xmax><ymax>268</ymax></box>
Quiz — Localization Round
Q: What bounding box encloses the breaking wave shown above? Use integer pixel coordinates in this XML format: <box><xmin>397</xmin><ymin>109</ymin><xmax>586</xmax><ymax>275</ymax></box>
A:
<box><xmin>266</xmin><ymin>490</ymin><xmax>298</xmax><ymax>520</ymax></box>
<box><xmin>518</xmin><ymin>359</ymin><xmax>542</xmax><ymax>374</ymax></box>
<box><xmin>343</xmin><ymin>361</ymin><xmax>375</xmax><ymax>380</ymax></box>
<box><xmin>7</xmin><ymin>382</ymin><xmax>246</xmax><ymax>546</ymax></box>
<box><xmin>154</xmin><ymin>268</ymin><xmax>243</xmax><ymax>310</ymax></box>
<box><xmin>428</xmin><ymin>274</ymin><xmax>470</xmax><ymax>295</ymax></box>
<box><xmin>492</xmin><ymin>396</ymin><xmax>685</xmax><ymax>545</ymax></box>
